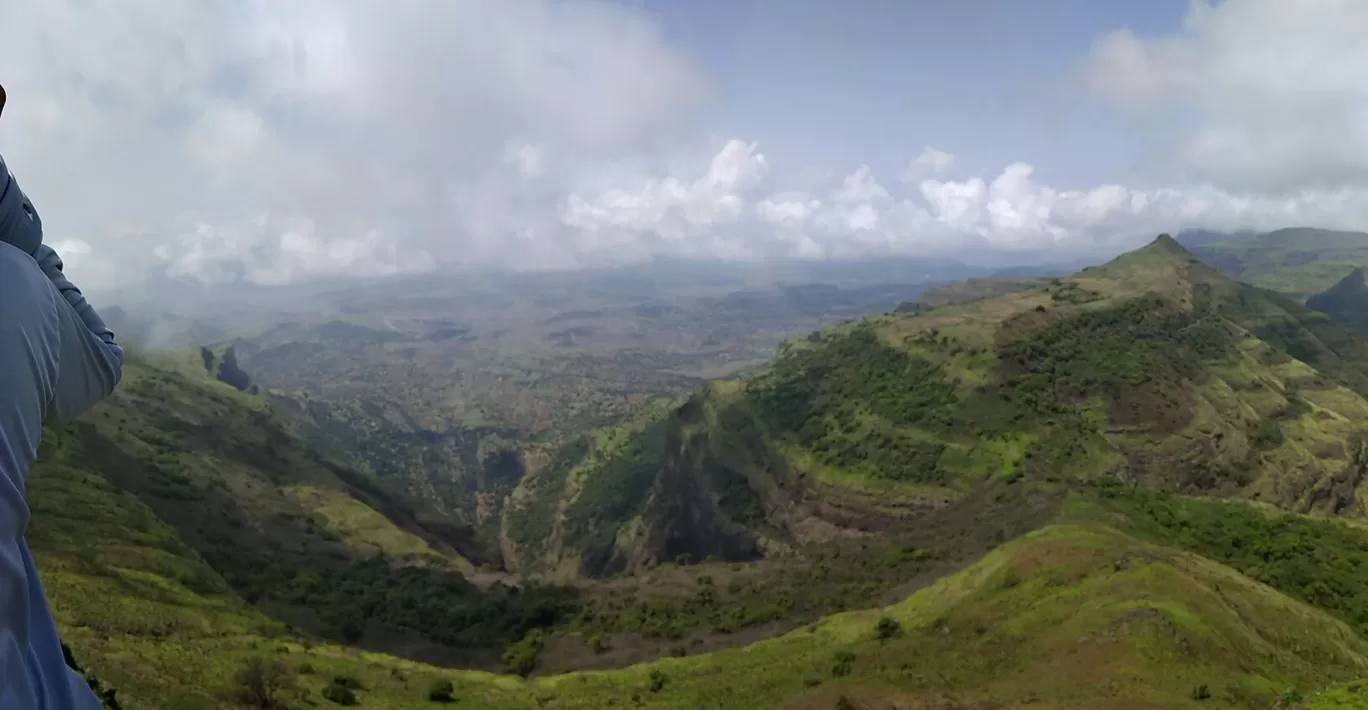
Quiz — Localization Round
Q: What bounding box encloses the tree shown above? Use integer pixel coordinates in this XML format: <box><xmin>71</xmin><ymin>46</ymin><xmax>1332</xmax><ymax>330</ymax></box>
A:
<box><xmin>233</xmin><ymin>656</ymin><xmax>294</xmax><ymax>709</ymax></box>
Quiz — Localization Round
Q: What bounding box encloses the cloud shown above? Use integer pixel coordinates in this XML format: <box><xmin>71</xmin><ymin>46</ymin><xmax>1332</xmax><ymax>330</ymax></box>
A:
<box><xmin>1082</xmin><ymin>0</ymin><xmax>1368</xmax><ymax>195</ymax></box>
<box><xmin>3</xmin><ymin>0</ymin><xmax>1368</xmax><ymax>293</ymax></box>
<box><xmin>900</xmin><ymin>146</ymin><xmax>958</xmax><ymax>183</ymax></box>
<box><xmin>566</xmin><ymin>143</ymin><xmax>1368</xmax><ymax>261</ymax></box>
<box><xmin>0</xmin><ymin>0</ymin><xmax>710</xmax><ymax>289</ymax></box>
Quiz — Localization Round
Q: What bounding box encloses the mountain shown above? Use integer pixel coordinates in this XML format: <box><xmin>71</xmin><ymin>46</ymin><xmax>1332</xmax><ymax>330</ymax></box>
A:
<box><xmin>503</xmin><ymin>234</ymin><xmax>1368</xmax><ymax>580</ymax></box>
<box><xmin>1308</xmin><ymin>267</ymin><xmax>1368</xmax><ymax>337</ymax></box>
<box><xmin>36</xmin><ymin>234</ymin><xmax>1368</xmax><ymax>707</ymax></box>
<box><xmin>212</xmin><ymin>276</ymin><xmax>944</xmax><ymax>556</ymax></box>
<box><xmin>1192</xmin><ymin>227</ymin><xmax>1368</xmax><ymax>298</ymax></box>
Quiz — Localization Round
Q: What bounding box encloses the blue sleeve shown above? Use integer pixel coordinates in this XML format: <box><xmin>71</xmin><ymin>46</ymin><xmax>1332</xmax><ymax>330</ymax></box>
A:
<box><xmin>0</xmin><ymin>156</ymin><xmax>123</xmax><ymax>423</ymax></box>
<box><xmin>32</xmin><ymin>245</ymin><xmax>124</xmax><ymax>422</ymax></box>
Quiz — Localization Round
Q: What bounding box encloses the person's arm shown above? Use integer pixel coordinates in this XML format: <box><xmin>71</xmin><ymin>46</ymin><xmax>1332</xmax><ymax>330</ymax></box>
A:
<box><xmin>0</xmin><ymin>155</ymin><xmax>123</xmax><ymax>421</ymax></box>
<box><xmin>34</xmin><ymin>243</ymin><xmax>124</xmax><ymax>421</ymax></box>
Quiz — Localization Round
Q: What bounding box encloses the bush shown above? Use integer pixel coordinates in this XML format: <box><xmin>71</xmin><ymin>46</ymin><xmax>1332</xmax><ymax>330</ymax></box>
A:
<box><xmin>1191</xmin><ymin>684</ymin><xmax>1211</xmax><ymax>701</ymax></box>
<box><xmin>504</xmin><ymin>630</ymin><xmax>545</xmax><ymax>677</ymax></box>
<box><xmin>233</xmin><ymin>656</ymin><xmax>294</xmax><ymax>709</ymax></box>
<box><xmin>331</xmin><ymin>674</ymin><xmax>364</xmax><ymax>690</ymax></box>
<box><xmin>831</xmin><ymin>649</ymin><xmax>856</xmax><ymax>678</ymax></box>
<box><xmin>587</xmin><ymin>634</ymin><xmax>610</xmax><ymax>654</ymax></box>
<box><xmin>427</xmin><ymin>679</ymin><xmax>455</xmax><ymax>703</ymax></box>
<box><xmin>647</xmin><ymin>669</ymin><xmax>667</xmax><ymax>693</ymax></box>
<box><xmin>874</xmin><ymin>616</ymin><xmax>902</xmax><ymax>640</ymax></box>
<box><xmin>322</xmin><ymin>682</ymin><xmax>358</xmax><ymax>706</ymax></box>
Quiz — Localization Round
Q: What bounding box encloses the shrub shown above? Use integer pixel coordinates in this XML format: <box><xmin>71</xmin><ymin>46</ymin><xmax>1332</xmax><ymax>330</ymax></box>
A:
<box><xmin>331</xmin><ymin>674</ymin><xmax>364</xmax><ymax>690</ymax></box>
<box><xmin>504</xmin><ymin>630</ymin><xmax>545</xmax><ymax>677</ymax></box>
<box><xmin>647</xmin><ymin>669</ymin><xmax>667</xmax><ymax>693</ymax></box>
<box><xmin>831</xmin><ymin>649</ymin><xmax>856</xmax><ymax>678</ymax></box>
<box><xmin>874</xmin><ymin>616</ymin><xmax>902</xmax><ymax>640</ymax></box>
<box><xmin>428</xmin><ymin>679</ymin><xmax>455</xmax><ymax>703</ymax></box>
<box><xmin>233</xmin><ymin>656</ymin><xmax>294</xmax><ymax>709</ymax></box>
<box><xmin>322</xmin><ymin>682</ymin><xmax>358</xmax><ymax>706</ymax></box>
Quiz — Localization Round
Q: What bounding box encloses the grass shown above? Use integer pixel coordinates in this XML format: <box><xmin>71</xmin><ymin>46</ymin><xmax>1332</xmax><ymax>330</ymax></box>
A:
<box><xmin>37</xmin><ymin>354</ymin><xmax>582</xmax><ymax>661</ymax></box>
<box><xmin>46</xmin><ymin>494</ymin><xmax>1368</xmax><ymax>709</ymax></box>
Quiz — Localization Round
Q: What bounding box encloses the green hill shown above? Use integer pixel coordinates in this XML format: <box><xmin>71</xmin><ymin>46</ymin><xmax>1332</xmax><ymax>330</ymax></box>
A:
<box><xmin>42</xmin><ymin>468</ymin><xmax>1368</xmax><ymax>708</ymax></box>
<box><xmin>33</xmin><ymin>351</ymin><xmax>588</xmax><ymax>671</ymax></box>
<box><xmin>1308</xmin><ymin>267</ymin><xmax>1368</xmax><ymax>338</ymax></box>
<box><xmin>505</xmin><ymin>234</ymin><xmax>1368</xmax><ymax>581</ymax></box>
<box><xmin>39</xmin><ymin>233</ymin><xmax>1368</xmax><ymax>707</ymax></box>
<box><xmin>1192</xmin><ymin>227</ymin><xmax>1368</xmax><ymax>298</ymax></box>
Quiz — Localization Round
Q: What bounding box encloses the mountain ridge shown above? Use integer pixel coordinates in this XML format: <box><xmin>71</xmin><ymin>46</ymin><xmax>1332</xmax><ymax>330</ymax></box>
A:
<box><xmin>497</xmin><ymin>233</ymin><xmax>1368</xmax><ymax>579</ymax></box>
<box><xmin>39</xmin><ymin>233</ymin><xmax>1368</xmax><ymax>707</ymax></box>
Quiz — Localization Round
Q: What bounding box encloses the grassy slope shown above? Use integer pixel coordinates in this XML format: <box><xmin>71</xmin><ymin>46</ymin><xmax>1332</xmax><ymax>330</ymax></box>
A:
<box><xmin>76</xmin><ymin>349</ymin><xmax>477</xmax><ymax>569</ymax></box>
<box><xmin>1307</xmin><ymin>267</ymin><xmax>1368</xmax><ymax>338</ymax></box>
<box><xmin>894</xmin><ymin>276</ymin><xmax>1050</xmax><ymax>312</ymax></box>
<box><xmin>1193</xmin><ymin>228</ymin><xmax>1368</xmax><ymax>298</ymax></box>
<box><xmin>36</xmin><ymin>352</ymin><xmax>599</xmax><ymax>666</ymax></box>
<box><xmin>730</xmin><ymin>235</ymin><xmax>1368</xmax><ymax>521</ymax></box>
<box><xmin>37</xmin><ymin>475</ymin><xmax>1368</xmax><ymax>710</ymax></box>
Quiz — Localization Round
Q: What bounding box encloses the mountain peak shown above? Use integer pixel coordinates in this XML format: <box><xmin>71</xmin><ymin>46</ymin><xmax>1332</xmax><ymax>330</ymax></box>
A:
<box><xmin>1148</xmin><ymin>232</ymin><xmax>1192</xmax><ymax>256</ymax></box>
<box><xmin>1084</xmin><ymin>233</ymin><xmax>1203</xmax><ymax>276</ymax></box>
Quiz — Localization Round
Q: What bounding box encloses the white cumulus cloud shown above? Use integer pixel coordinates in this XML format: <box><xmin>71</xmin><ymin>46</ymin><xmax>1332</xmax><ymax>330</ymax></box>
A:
<box><xmin>1082</xmin><ymin>0</ymin><xmax>1368</xmax><ymax>194</ymax></box>
<box><xmin>1</xmin><ymin>0</ymin><xmax>1368</xmax><ymax>294</ymax></box>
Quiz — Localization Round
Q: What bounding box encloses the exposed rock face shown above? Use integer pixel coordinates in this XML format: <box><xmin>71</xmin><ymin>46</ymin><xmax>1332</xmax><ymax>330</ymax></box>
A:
<box><xmin>200</xmin><ymin>345</ymin><xmax>254</xmax><ymax>392</ymax></box>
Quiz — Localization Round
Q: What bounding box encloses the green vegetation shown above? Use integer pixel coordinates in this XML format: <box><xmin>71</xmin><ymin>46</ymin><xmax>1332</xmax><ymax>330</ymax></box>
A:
<box><xmin>1193</xmin><ymin>227</ymin><xmax>1368</xmax><ymax>298</ymax></box>
<box><xmin>1095</xmin><ymin>481</ymin><xmax>1368</xmax><ymax>637</ymax></box>
<box><xmin>895</xmin><ymin>276</ymin><xmax>1050</xmax><ymax>312</ymax></box>
<box><xmin>562</xmin><ymin>420</ymin><xmax>669</xmax><ymax>560</ymax></box>
<box><xmin>748</xmin><ymin>325</ymin><xmax>958</xmax><ymax>484</ymax></box>
<box><xmin>1308</xmin><ymin>267</ymin><xmax>1368</xmax><ymax>337</ymax></box>
<box><xmin>45</xmin><ymin>233</ymin><xmax>1368</xmax><ymax>707</ymax></box>
<box><xmin>36</xmin><ymin>354</ymin><xmax>580</xmax><ymax>658</ymax></box>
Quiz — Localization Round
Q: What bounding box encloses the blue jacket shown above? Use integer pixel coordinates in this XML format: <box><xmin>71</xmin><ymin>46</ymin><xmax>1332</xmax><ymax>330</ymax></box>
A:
<box><xmin>0</xmin><ymin>154</ymin><xmax>124</xmax><ymax>709</ymax></box>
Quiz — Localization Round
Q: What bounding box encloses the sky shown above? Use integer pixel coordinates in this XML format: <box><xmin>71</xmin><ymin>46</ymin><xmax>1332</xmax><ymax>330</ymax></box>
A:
<box><xmin>3</xmin><ymin>0</ymin><xmax>1368</xmax><ymax>293</ymax></box>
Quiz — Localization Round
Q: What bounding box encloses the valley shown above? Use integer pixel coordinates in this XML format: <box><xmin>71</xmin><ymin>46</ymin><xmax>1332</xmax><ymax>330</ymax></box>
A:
<box><xmin>39</xmin><ymin>229</ymin><xmax>1368</xmax><ymax>709</ymax></box>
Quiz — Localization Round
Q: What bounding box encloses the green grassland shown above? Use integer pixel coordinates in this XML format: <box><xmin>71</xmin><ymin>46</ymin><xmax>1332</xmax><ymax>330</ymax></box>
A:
<box><xmin>40</xmin><ymin>466</ymin><xmax>1368</xmax><ymax>708</ymax></box>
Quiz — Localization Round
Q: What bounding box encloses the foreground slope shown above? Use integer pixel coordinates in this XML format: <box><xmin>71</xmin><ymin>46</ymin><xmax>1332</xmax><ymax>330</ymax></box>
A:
<box><xmin>37</xmin><ymin>478</ymin><xmax>1368</xmax><ymax>710</ymax></box>
<box><xmin>35</xmin><ymin>351</ymin><xmax>591</xmax><ymax>669</ymax></box>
